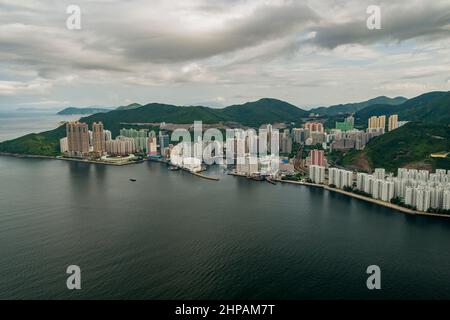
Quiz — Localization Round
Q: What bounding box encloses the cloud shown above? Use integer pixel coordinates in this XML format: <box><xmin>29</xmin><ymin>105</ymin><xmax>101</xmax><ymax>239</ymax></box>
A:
<box><xmin>305</xmin><ymin>1</ymin><xmax>450</xmax><ymax>49</ymax></box>
<box><xmin>0</xmin><ymin>0</ymin><xmax>449</xmax><ymax>110</ymax></box>
<box><xmin>19</xmin><ymin>99</ymin><xmax>70</xmax><ymax>106</ymax></box>
<box><xmin>0</xmin><ymin>79</ymin><xmax>52</xmax><ymax>96</ymax></box>
<box><xmin>106</xmin><ymin>1</ymin><xmax>318</xmax><ymax>63</ymax></box>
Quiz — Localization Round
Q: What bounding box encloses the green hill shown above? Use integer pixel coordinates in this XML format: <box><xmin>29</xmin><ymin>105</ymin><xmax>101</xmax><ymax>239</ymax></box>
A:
<box><xmin>88</xmin><ymin>98</ymin><xmax>306</xmax><ymax>133</ymax></box>
<box><xmin>0</xmin><ymin>126</ymin><xmax>66</xmax><ymax>156</ymax></box>
<box><xmin>355</xmin><ymin>91</ymin><xmax>450</xmax><ymax>126</ymax></box>
<box><xmin>84</xmin><ymin>103</ymin><xmax>227</xmax><ymax>136</ymax></box>
<box><xmin>343</xmin><ymin>122</ymin><xmax>450</xmax><ymax>171</ymax></box>
<box><xmin>311</xmin><ymin>96</ymin><xmax>406</xmax><ymax>116</ymax></box>
<box><xmin>222</xmin><ymin>98</ymin><xmax>309</xmax><ymax>126</ymax></box>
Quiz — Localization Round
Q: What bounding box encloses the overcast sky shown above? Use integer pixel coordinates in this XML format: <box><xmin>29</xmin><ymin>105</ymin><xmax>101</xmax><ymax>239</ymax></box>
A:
<box><xmin>0</xmin><ymin>0</ymin><xmax>449</xmax><ymax>111</ymax></box>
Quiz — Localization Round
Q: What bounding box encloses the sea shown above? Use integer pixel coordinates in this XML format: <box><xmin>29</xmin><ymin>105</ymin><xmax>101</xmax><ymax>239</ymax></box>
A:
<box><xmin>0</xmin><ymin>112</ymin><xmax>80</xmax><ymax>142</ymax></box>
<box><xmin>1</xmin><ymin>114</ymin><xmax>450</xmax><ymax>299</ymax></box>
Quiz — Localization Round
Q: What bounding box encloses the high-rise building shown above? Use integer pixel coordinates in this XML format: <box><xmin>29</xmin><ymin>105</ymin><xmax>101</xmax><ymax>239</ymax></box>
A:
<box><xmin>104</xmin><ymin>130</ymin><xmax>112</xmax><ymax>141</ymax></box>
<box><xmin>92</xmin><ymin>122</ymin><xmax>106</xmax><ymax>155</ymax></box>
<box><xmin>368</xmin><ymin>116</ymin><xmax>376</xmax><ymax>129</ymax></box>
<box><xmin>388</xmin><ymin>114</ymin><xmax>399</xmax><ymax>132</ymax></box>
<box><xmin>147</xmin><ymin>136</ymin><xmax>158</xmax><ymax>156</ymax></box>
<box><xmin>59</xmin><ymin>137</ymin><xmax>68</xmax><ymax>153</ymax></box>
<box><xmin>346</xmin><ymin>115</ymin><xmax>355</xmax><ymax>127</ymax></box>
<box><xmin>292</xmin><ymin>128</ymin><xmax>307</xmax><ymax>143</ymax></box>
<box><xmin>159</xmin><ymin>131</ymin><xmax>170</xmax><ymax>154</ymax></box>
<box><xmin>329</xmin><ymin>168</ymin><xmax>353</xmax><ymax>189</ymax></box>
<box><xmin>280</xmin><ymin>129</ymin><xmax>292</xmax><ymax>154</ymax></box>
<box><xmin>335</xmin><ymin>116</ymin><xmax>355</xmax><ymax>132</ymax></box>
<box><xmin>66</xmin><ymin>122</ymin><xmax>90</xmax><ymax>156</ymax></box>
<box><xmin>105</xmin><ymin>137</ymin><xmax>136</xmax><ymax>156</ymax></box>
<box><xmin>378</xmin><ymin>115</ymin><xmax>386</xmax><ymax>131</ymax></box>
<box><xmin>310</xmin><ymin>149</ymin><xmax>325</xmax><ymax>167</ymax></box>
<box><xmin>335</xmin><ymin>121</ymin><xmax>353</xmax><ymax>131</ymax></box>
<box><xmin>120</xmin><ymin>128</ymin><xmax>148</xmax><ymax>152</ymax></box>
<box><xmin>304</xmin><ymin>122</ymin><xmax>324</xmax><ymax>133</ymax></box>
<box><xmin>443</xmin><ymin>190</ymin><xmax>450</xmax><ymax>210</ymax></box>
<box><xmin>309</xmin><ymin>165</ymin><xmax>325</xmax><ymax>184</ymax></box>
<box><xmin>374</xmin><ymin>168</ymin><xmax>385</xmax><ymax>180</ymax></box>
<box><xmin>236</xmin><ymin>154</ymin><xmax>259</xmax><ymax>175</ymax></box>
<box><xmin>368</xmin><ymin>116</ymin><xmax>386</xmax><ymax>132</ymax></box>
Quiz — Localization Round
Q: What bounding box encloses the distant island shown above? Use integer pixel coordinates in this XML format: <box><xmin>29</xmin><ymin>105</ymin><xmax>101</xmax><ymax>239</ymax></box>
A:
<box><xmin>57</xmin><ymin>107</ymin><xmax>112</xmax><ymax>115</ymax></box>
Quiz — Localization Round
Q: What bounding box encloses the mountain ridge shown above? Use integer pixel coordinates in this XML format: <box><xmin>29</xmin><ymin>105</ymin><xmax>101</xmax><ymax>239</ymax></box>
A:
<box><xmin>355</xmin><ymin>91</ymin><xmax>450</xmax><ymax>126</ymax></box>
<box><xmin>310</xmin><ymin>96</ymin><xmax>407</xmax><ymax>116</ymax></box>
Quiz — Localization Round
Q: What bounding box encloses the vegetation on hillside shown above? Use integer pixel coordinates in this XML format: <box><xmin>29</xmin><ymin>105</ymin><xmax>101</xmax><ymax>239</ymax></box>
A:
<box><xmin>342</xmin><ymin>122</ymin><xmax>450</xmax><ymax>171</ymax></box>
<box><xmin>355</xmin><ymin>91</ymin><xmax>450</xmax><ymax>126</ymax></box>
<box><xmin>0</xmin><ymin>126</ymin><xmax>66</xmax><ymax>156</ymax></box>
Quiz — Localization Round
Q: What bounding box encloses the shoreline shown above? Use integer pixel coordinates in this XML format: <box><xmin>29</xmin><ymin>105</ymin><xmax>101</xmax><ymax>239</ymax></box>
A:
<box><xmin>276</xmin><ymin>179</ymin><xmax>450</xmax><ymax>219</ymax></box>
<box><xmin>1</xmin><ymin>152</ymin><xmax>448</xmax><ymax>218</ymax></box>
<box><xmin>0</xmin><ymin>152</ymin><xmax>143</xmax><ymax>166</ymax></box>
<box><xmin>147</xmin><ymin>157</ymin><xmax>220</xmax><ymax>181</ymax></box>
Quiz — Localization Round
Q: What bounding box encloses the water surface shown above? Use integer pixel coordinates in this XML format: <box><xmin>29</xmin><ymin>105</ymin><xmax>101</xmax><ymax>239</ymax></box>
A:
<box><xmin>0</xmin><ymin>156</ymin><xmax>450</xmax><ymax>299</ymax></box>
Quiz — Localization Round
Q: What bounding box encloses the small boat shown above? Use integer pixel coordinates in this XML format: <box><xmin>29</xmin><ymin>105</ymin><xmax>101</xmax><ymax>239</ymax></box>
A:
<box><xmin>169</xmin><ymin>166</ymin><xmax>180</xmax><ymax>171</ymax></box>
<box><xmin>129</xmin><ymin>178</ymin><xmax>137</xmax><ymax>182</ymax></box>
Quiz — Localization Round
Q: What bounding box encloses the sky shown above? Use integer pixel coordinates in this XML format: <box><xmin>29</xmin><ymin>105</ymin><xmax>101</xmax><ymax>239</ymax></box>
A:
<box><xmin>0</xmin><ymin>0</ymin><xmax>449</xmax><ymax>111</ymax></box>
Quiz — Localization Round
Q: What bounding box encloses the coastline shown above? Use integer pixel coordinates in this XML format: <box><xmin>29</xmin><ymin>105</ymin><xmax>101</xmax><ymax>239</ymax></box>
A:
<box><xmin>1</xmin><ymin>152</ymin><xmax>448</xmax><ymax>218</ymax></box>
<box><xmin>276</xmin><ymin>178</ymin><xmax>450</xmax><ymax>219</ymax></box>
<box><xmin>0</xmin><ymin>152</ymin><xmax>143</xmax><ymax>166</ymax></box>
<box><xmin>147</xmin><ymin>157</ymin><xmax>220</xmax><ymax>181</ymax></box>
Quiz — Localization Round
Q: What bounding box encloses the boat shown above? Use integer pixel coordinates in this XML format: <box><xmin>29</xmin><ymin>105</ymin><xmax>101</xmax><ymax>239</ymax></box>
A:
<box><xmin>129</xmin><ymin>178</ymin><xmax>137</xmax><ymax>182</ymax></box>
<box><xmin>169</xmin><ymin>166</ymin><xmax>180</xmax><ymax>171</ymax></box>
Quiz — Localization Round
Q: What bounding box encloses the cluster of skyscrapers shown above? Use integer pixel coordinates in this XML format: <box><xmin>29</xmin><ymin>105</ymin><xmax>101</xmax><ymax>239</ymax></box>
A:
<box><xmin>226</xmin><ymin>126</ymin><xmax>280</xmax><ymax>176</ymax></box>
<box><xmin>290</xmin><ymin>119</ymin><xmax>386</xmax><ymax>152</ymax></box>
<box><xmin>367</xmin><ymin>114</ymin><xmax>404</xmax><ymax>133</ymax></box>
<box><xmin>308</xmin><ymin>164</ymin><xmax>450</xmax><ymax>213</ymax></box>
<box><xmin>329</xmin><ymin>129</ymin><xmax>383</xmax><ymax>151</ymax></box>
<box><xmin>335</xmin><ymin>115</ymin><xmax>355</xmax><ymax>132</ymax></box>
<box><xmin>356</xmin><ymin>169</ymin><xmax>396</xmax><ymax>202</ymax></box>
<box><xmin>356</xmin><ymin>168</ymin><xmax>450</xmax><ymax>211</ymax></box>
<box><xmin>61</xmin><ymin>122</ymin><xmax>111</xmax><ymax>157</ymax></box>
<box><xmin>399</xmin><ymin>168</ymin><xmax>450</xmax><ymax>212</ymax></box>
<box><xmin>61</xmin><ymin>121</ymin><xmax>171</xmax><ymax>159</ymax></box>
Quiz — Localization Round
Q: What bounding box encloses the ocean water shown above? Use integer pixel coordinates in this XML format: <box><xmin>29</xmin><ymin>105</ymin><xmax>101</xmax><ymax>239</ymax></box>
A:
<box><xmin>0</xmin><ymin>112</ymin><xmax>79</xmax><ymax>142</ymax></box>
<box><xmin>0</xmin><ymin>156</ymin><xmax>450</xmax><ymax>300</ymax></box>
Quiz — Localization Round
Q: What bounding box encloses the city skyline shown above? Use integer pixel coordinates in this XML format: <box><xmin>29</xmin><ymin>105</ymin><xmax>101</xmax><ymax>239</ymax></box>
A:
<box><xmin>2</xmin><ymin>0</ymin><xmax>450</xmax><ymax>305</ymax></box>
